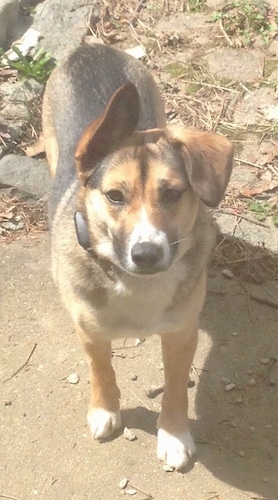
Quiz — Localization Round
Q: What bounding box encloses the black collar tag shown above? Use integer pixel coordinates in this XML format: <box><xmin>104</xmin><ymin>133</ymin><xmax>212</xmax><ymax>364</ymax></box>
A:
<box><xmin>74</xmin><ymin>211</ymin><xmax>92</xmax><ymax>253</ymax></box>
<box><xmin>73</xmin><ymin>211</ymin><xmax>116</xmax><ymax>281</ymax></box>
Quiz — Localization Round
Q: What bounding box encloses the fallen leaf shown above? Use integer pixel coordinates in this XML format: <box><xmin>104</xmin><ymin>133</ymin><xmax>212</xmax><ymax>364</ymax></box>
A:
<box><xmin>0</xmin><ymin>124</ymin><xmax>11</xmax><ymax>139</ymax></box>
<box><xmin>257</xmin><ymin>141</ymin><xmax>278</xmax><ymax>165</ymax></box>
<box><xmin>0</xmin><ymin>211</ymin><xmax>14</xmax><ymax>220</ymax></box>
<box><xmin>240</xmin><ymin>183</ymin><xmax>275</xmax><ymax>197</ymax></box>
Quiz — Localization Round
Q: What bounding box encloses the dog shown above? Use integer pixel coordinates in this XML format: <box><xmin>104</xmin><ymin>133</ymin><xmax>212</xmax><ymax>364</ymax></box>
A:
<box><xmin>42</xmin><ymin>43</ymin><xmax>233</xmax><ymax>470</ymax></box>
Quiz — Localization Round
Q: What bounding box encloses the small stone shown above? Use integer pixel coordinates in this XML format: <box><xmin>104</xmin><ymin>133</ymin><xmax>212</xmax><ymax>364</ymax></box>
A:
<box><xmin>134</xmin><ymin>338</ymin><xmax>144</xmax><ymax>346</ymax></box>
<box><xmin>230</xmin><ymin>331</ymin><xmax>238</xmax><ymax>337</ymax></box>
<box><xmin>236</xmin><ymin>397</ymin><xmax>243</xmax><ymax>404</ymax></box>
<box><xmin>4</xmin><ymin>400</ymin><xmax>12</xmax><ymax>406</ymax></box>
<box><xmin>119</xmin><ymin>478</ymin><xmax>128</xmax><ymax>489</ymax></box>
<box><xmin>247</xmin><ymin>370</ymin><xmax>253</xmax><ymax>375</ymax></box>
<box><xmin>123</xmin><ymin>427</ymin><xmax>137</xmax><ymax>441</ymax></box>
<box><xmin>222</xmin><ymin>269</ymin><xmax>234</xmax><ymax>279</ymax></box>
<box><xmin>131</xmin><ymin>375</ymin><xmax>138</xmax><ymax>381</ymax></box>
<box><xmin>221</xmin><ymin>377</ymin><xmax>231</xmax><ymax>385</ymax></box>
<box><xmin>1</xmin><ymin>220</ymin><xmax>24</xmax><ymax>231</ymax></box>
<box><xmin>162</xmin><ymin>464</ymin><xmax>174</xmax><ymax>472</ymax></box>
<box><xmin>248</xmin><ymin>378</ymin><xmax>256</xmax><ymax>387</ymax></box>
<box><xmin>238</xmin><ymin>450</ymin><xmax>245</xmax><ymax>457</ymax></box>
<box><xmin>145</xmin><ymin>385</ymin><xmax>164</xmax><ymax>399</ymax></box>
<box><xmin>250</xmin><ymin>426</ymin><xmax>255</xmax><ymax>432</ymax></box>
<box><xmin>66</xmin><ymin>373</ymin><xmax>80</xmax><ymax>384</ymax></box>
<box><xmin>262</xmin><ymin>477</ymin><xmax>270</xmax><ymax>483</ymax></box>
<box><xmin>126</xmin><ymin>488</ymin><xmax>137</xmax><ymax>495</ymax></box>
<box><xmin>260</xmin><ymin>357</ymin><xmax>269</xmax><ymax>365</ymax></box>
<box><xmin>225</xmin><ymin>383</ymin><xmax>236</xmax><ymax>391</ymax></box>
<box><xmin>269</xmin><ymin>379</ymin><xmax>276</xmax><ymax>386</ymax></box>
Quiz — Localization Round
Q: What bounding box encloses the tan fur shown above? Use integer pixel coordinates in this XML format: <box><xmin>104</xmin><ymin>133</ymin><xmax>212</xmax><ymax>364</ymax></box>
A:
<box><xmin>41</xmin><ymin>88</ymin><xmax>59</xmax><ymax>177</ymax></box>
<box><xmin>43</xmin><ymin>44</ymin><xmax>234</xmax><ymax>469</ymax></box>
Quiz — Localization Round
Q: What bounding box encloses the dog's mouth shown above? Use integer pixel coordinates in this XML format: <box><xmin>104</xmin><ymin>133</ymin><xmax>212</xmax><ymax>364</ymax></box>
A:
<box><xmin>123</xmin><ymin>261</ymin><xmax>170</xmax><ymax>276</ymax></box>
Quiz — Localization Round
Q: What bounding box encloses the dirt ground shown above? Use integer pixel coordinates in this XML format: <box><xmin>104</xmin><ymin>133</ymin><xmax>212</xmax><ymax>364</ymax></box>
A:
<box><xmin>1</xmin><ymin>1</ymin><xmax>278</xmax><ymax>499</ymax></box>
<box><xmin>1</xmin><ymin>234</ymin><xmax>278</xmax><ymax>500</ymax></box>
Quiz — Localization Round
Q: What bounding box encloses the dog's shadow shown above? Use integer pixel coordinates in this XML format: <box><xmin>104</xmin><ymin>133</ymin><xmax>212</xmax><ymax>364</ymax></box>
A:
<box><xmin>191</xmin><ymin>236</ymin><xmax>278</xmax><ymax>496</ymax></box>
<box><xmin>121</xmin><ymin>406</ymin><xmax>158</xmax><ymax>436</ymax></box>
<box><xmin>120</xmin><ymin>406</ymin><xmax>196</xmax><ymax>473</ymax></box>
<box><xmin>118</xmin><ymin>236</ymin><xmax>278</xmax><ymax>493</ymax></box>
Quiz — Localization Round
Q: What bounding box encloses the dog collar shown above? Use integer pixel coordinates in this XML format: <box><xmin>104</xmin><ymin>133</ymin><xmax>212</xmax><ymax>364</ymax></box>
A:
<box><xmin>74</xmin><ymin>211</ymin><xmax>116</xmax><ymax>281</ymax></box>
<box><xmin>74</xmin><ymin>211</ymin><xmax>92</xmax><ymax>253</ymax></box>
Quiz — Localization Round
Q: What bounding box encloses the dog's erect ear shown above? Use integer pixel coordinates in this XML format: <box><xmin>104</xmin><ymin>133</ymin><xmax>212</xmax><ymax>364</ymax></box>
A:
<box><xmin>167</xmin><ymin>127</ymin><xmax>234</xmax><ymax>207</ymax></box>
<box><xmin>75</xmin><ymin>82</ymin><xmax>140</xmax><ymax>183</ymax></box>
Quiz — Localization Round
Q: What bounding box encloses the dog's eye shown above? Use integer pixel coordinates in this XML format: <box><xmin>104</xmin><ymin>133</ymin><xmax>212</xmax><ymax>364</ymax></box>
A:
<box><xmin>161</xmin><ymin>189</ymin><xmax>183</xmax><ymax>205</ymax></box>
<box><xmin>106</xmin><ymin>190</ymin><xmax>125</xmax><ymax>205</ymax></box>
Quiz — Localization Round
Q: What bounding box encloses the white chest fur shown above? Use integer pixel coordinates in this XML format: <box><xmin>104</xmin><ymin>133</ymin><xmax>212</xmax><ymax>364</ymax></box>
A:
<box><xmin>94</xmin><ymin>259</ymin><xmax>191</xmax><ymax>339</ymax></box>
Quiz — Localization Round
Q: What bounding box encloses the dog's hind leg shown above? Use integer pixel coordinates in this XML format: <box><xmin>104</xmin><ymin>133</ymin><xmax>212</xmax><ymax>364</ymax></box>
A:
<box><xmin>77</xmin><ymin>330</ymin><xmax>122</xmax><ymax>440</ymax></box>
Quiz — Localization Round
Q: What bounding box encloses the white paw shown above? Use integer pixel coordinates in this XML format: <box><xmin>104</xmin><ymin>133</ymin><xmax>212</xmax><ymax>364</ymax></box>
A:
<box><xmin>157</xmin><ymin>429</ymin><xmax>196</xmax><ymax>469</ymax></box>
<box><xmin>87</xmin><ymin>408</ymin><xmax>122</xmax><ymax>440</ymax></box>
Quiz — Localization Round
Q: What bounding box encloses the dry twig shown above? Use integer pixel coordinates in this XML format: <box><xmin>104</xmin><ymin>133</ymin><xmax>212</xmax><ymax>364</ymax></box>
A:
<box><xmin>0</xmin><ymin>495</ymin><xmax>21</xmax><ymax>500</ymax></box>
<box><xmin>4</xmin><ymin>343</ymin><xmax>37</xmax><ymax>383</ymax></box>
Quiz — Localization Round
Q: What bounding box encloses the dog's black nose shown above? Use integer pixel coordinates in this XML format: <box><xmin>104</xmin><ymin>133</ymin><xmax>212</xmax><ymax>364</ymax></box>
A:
<box><xmin>131</xmin><ymin>242</ymin><xmax>163</xmax><ymax>268</ymax></box>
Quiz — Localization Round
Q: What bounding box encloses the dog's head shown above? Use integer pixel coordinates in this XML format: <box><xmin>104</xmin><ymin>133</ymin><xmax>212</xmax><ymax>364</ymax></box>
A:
<box><xmin>74</xmin><ymin>82</ymin><xmax>233</xmax><ymax>275</ymax></box>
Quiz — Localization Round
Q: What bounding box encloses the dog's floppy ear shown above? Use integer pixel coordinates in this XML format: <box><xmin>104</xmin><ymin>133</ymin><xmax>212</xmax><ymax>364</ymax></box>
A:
<box><xmin>167</xmin><ymin>126</ymin><xmax>234</xmax><ymax>207</ymax></box>
<box><xmin>75</xmin><ymin>82</ymin><xmax>140</xmax><ymax>183</ymax></box>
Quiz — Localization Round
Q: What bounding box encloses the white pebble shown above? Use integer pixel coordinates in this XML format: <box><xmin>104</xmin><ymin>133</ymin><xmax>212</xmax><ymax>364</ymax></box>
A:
<box><xmin>119</xmin><ymin>478</ymin><xmax>128</xmax><ymax>489</ymax></box>
<box><xmin>66</xmin><ymin>373</ymin><xmax>80</xmax><ymax>384</ymax></box>
<box><xmin>222</xmin><ymin>269</ymin><xmax>234</xmax><ymax>279</ymax></box>
<box><xmin>260</xmin><ymin>357</ymin><xmax>269</xmax><ymax>365</ymax></box>
<box><xmin>230</xmin><ymin>331</ymin><xmax>238</xmax><ymax>337</ymax></box>
<box><xmin>248</xmin><ymin>378</ymin><xmax>256</xmax><ymax>386</ymax></box>
<box><xmin>238</xmin><ymin>450</ymin><xmax>245</xmax><ymax>457</ymax></box>
<box><xmin>134</xmin><ymin>338</ymin><xmax>144</xmax><ymax>346</ymax></box>
<box><xmin>225</xmin><ymin>383</ymin><xmax>236</xmax><ymax>391</ymax></box>
<box><xmin>124</xmin><ymin>427</ymin><xmax>137</xmax><ymax>441</ymax></box>
<box><xmin>126</xmin><ymin>488</ymin><xmax>137</xmax><ymax>495</ymax></box>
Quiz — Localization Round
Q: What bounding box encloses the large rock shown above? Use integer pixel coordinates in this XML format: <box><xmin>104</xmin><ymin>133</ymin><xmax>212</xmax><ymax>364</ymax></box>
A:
<box><xmin>0</xmin><ymin>154</ymin><xmax>51</xmax><ymax>197</ymax></box>
<box><xmin>0</xmin><ymin>79</ymin><xmax>43</xmax><ymax>133</ymax></box>
<box><xmin>215</xmin><ymin>212</ymin><xmax>278</xmax><ymax>254</ymax></box>
<box><xmin>32</xmin><ymin>0</ymin><xmax>99</xmax><ymax>61</ymax></box>
<box><xmin>0</xmin><ymin>0</ymin><xmax>19</xmax><ymax>48</ymax></box>
<box><xmin>233</xmin><ymin>87</ymin><xmax>277</xmax><ymax>127</ymax></box>
<box><xmin>206</xmin><ymin>49</ymin><xmax>264</xmax><ymax>82</ymax></box>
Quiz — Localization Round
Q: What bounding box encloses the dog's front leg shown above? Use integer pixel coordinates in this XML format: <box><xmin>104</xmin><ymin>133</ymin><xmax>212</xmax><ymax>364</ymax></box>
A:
<box><xmin>157</xmin><ymin>327</ymin><xmax>198</xmax><ymax>469</ymax></box>
<box><xmin>77</xmin><ymin>329</ymin><xmax>121</xmax><ymax>440</ymax></box>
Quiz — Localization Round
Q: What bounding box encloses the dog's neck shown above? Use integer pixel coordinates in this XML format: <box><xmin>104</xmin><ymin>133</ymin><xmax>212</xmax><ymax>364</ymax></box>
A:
<box><xmin>74</xmin><ymin>211</ymin><xmax>116</xmax><ymax>281</ymax></box>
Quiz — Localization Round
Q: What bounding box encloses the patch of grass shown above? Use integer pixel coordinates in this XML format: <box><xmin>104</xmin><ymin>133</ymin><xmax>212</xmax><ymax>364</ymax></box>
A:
<box><xmin>165</xmin><ymin>62</ymin><xmax>188</xmax><ymax>78</ymax></box>
<box><xmin>165</xmin><ymin>60</ymin><xmax>213</xmax><ymax>93</ymax></box>
<box><xmin>247</xmin><ymin>200</ymin><xmax>278</xmax><ymax>226</ymax></box>
<box><xmin>187</xmin><ymin>0</ymin><xmax>207</xmax><ymax>13</ymax></box>
<box><xmin>145</xmin><ymin>1</ymin><xmax>164</xmax><ymax>17</ymax></box>
<box><xmin>264</xmin><ymin>58</ymin><xmax>278</xmax><ymax>79</ymax></box>
<box><xmin>210</xmin><ymin>0</ymin><xmax>275</xmax><ymax>45</ymax></box>
<box><xmin>0</xmin><ymin>46</ymin><xmax>56</xmax><ymax>83</ymax></box>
